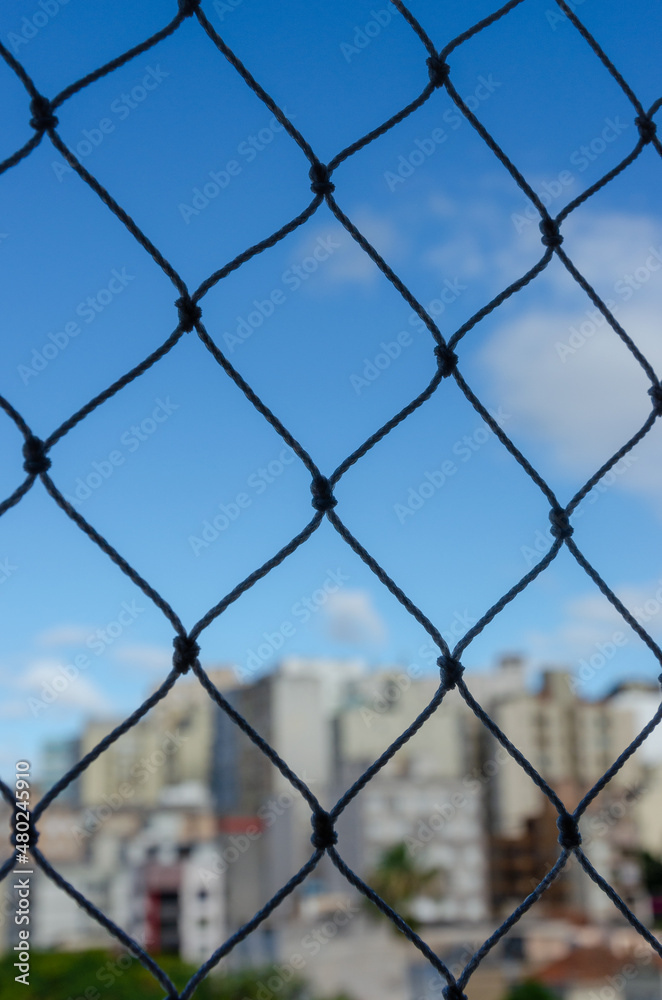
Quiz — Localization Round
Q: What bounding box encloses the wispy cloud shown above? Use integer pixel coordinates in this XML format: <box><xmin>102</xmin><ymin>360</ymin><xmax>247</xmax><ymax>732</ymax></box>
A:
<box><xmin>479</xmin><ymin>210</ymin><xmax>662</xmax><ymax>507</ymax></box>
<box><xmin>14</xmin><ymin>658</ymin><xmax>109</xmax><ymax>715</ymax></box>
<box><xmin>112</xmin><ymin>643</ymin><xmax>173</xmax><ymax>672</ymax></box>
<box><xmin>321</xmin><ymin>589</ymin><xmax>388</xmax><ymax>645</ymax></box>
<box><xmin>36</xmin><ymin>624</ymin><xmax>94</xmax><ymax>647</ymax></box>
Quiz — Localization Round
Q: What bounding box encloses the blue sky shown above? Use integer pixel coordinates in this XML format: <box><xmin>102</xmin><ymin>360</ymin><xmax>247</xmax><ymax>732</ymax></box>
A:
<box><xmin>1</xmin><ymin>0</ymin><xmax>662</xmax><ymax>779</ymax></box>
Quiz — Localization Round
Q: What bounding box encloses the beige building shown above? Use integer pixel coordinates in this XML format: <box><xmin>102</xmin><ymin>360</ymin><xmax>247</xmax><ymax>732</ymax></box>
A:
<box><xmin>77</xmin><ymin>667</ymin><xmax>239</xmax><ymax>814</ymax></box>
<box><xmin>478</xmin><ymin>662</ymin><xmax>648</xmax><ymax>921</ymax></box>
<box><xmin>335</xmin><ymin>669</ymin><xmax>490</xmax><ymax>923</ymax></box>
<box><xmin>485</xmin><ymin>667</ymin><xmax>642</xmax><ymax>838</ymax></box>
<box><xmin>14</xmin><ymin>654</ymin><xmax>662</xmax><ymax>968</ymax></box>
<box><xmin>0</xmin><ymin>802</ymin><xmax>225</xmax><ymax>962</ymax></box>
<box><xmin>212</xmin><ymin>657</ymin><xmax>365</xmax><ymax>933</ymax></box>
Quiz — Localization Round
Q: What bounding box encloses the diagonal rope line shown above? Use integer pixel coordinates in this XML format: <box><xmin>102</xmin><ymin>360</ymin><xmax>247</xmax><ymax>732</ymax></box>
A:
<box><xmin>576</xmin><ymin>850</ymin><xmax>662</xmax><ymax>957</ymax></box>
<box><xmin>32</xmin><ymin>845</ymin><xmax>178</xmax><ymax>996</ymax></box>
<box><xmin>191</xmin><ymin>662</ymin><xmax>322</xmax><ymax>809</ymax></box>
<box><xmin>33</xmin><ymin>669</ymin><xmax>184</xmax><ymax>818</ymax></box>
<box><xmin>574</xmin><ymin>700</ymin><xmax>662</xmax><ymax>819</ymax></box>
<box><xmin>180</xmin><ymin>855</ymin><xmax>323</xmax><ymax>999</ymax></box>
<box><xmin>331</xmin><ymin>684</ymin><xmax>449</xmax><ymax>818</ymax></box>
<box><xmin>328</xmin><ymin>845</ymin><xmax>456</xmax><ymax>984</ymax></box>
<box><xmin>41</xmin><ymin>477</ymin><xmax>184</xmax><ymax>631</ymax></box>
<box><xmin>554</xmin><ymin>245</ymin><xmax>660</xmax><ymax>383</ymax></box>
<box><xmin>458</xmin><ymin>852</ymin><xmax>571</xmax><ymax>988</ymax></box>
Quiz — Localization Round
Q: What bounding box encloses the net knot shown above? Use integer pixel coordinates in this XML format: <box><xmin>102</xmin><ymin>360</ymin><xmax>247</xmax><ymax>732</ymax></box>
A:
<box><xmin>427</xmin><ymin>54</ymin><xmax>450</xmax><ymax>89</ymax></box>
<box><xmin>435</xmin><ymin>344</ymin><xmax>458</xmax><ymax>378</ymax></box>
<box><xmin>557</xmin><ymin>810</ymin><xmax>581</xmax><ymax>850</ymax></box>
<box><xmin>29</xmin><ymin>94</ymin><xmax>58</xmax><ymax>131</ymax></box>
<box><xmin>438</xmin><ymin>654</ymin><xmax>464</xmax><ymax>690</ymax></box>
<box><xmin>22</xmin><ymin>436</ymin><xmax>51</xmax><ymax>475</ymax></box>
<box><xmin>309</xmin><ymin>161</ymin><xmax>335</xmax><ymax>196</ymax></box>
<box><xmin>173</xmin><ymin>634</ymin><xmax>200</xmax><ymax>674</ymax></box>
<box><xmin>443</xmin><ymin>984</ymin><xmax>468</xmax><ymax>1000</ymax></box>
<box><xmin>635</xmin><ymin>114</ymin><xmax>657</xmax><ymax>144</ymax></box>
<box><xmin>539</xmin><ymin>217</ymin><xmax>563</xmax><ymax>248</ymax></box>
<box><xmin>648</xmin><ymin>382</ymin><xmax>662</xmax><ymax>414</ymax></box>
<box><xmin>11</xmin><ymin>810</ymin><xmax>39</xmax><ymax>847</ymax></box>
<box><xmin>549</xmin><ymin>506</ymin><xmax>573</xmax><ymax>540</ymax></box>
<box><xmin>311</xmin><ymin>809</ymin><xmax>337</xmax><ymax>851</ymax></box>
<box><xmin>175</xmin><ymin>295</ymin><xmax>202</xmax><ymax>332</ymax></box>
<box><xmin>311</xmin><ymin>475</ymin><xmax>337</xmax><ymax>512</ymax></box>
<box><xmin>178</xmin><ymin>0</ymin><xmax>201</xmax><ymax>15</ymax></box>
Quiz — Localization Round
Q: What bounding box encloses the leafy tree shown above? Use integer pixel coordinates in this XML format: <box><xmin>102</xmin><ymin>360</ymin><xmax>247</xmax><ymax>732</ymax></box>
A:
<box><xmin>638</xmin><ymin>850</ymin><xmax>662</xmax><ymax>894</ymax></box>
<box><xmin>364</xmin><ymin>841</ymin><xmax>442</xmax><ymax>931</ymax></box>
<box><xmin>0</xmin><ymin>949</ymin><xmax>308</xmax><ymax>1000</ymax></box>
<box><xmin>502</xmin><ymin>980</ymin><xmax>559</xmax><ymax>1000</ymax></box>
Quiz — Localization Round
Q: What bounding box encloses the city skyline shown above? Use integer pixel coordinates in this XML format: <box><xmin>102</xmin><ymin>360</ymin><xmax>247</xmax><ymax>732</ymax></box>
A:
<box><xmin>1</xmin><ymin>0</ymin><xmax>662</xmax><ymax>853</ymax></box>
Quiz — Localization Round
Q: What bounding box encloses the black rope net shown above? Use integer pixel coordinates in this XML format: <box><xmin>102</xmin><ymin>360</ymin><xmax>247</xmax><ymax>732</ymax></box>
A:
<box><xmin>1</xmin><ymin>1</ymin><xmax>662</xmax><ymax>997</ymax></box>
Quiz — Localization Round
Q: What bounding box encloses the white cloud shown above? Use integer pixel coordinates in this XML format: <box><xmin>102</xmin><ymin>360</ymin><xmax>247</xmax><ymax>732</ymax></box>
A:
<box><xmin>36</xmin><ymin>624</ymin><xmax>93</xmax><ymax>647</ymax></box>
<box><xmin>0</xmin><ymin>698</ymin><xmax>32</xmax><ymax>720</ymax></box>
<box><xmin>568</xmin><ymin>592</ymin><xmax>624</xmax><ymax>623</ymax></box>
<box><xmin>525</xmin><ymin>580</ymin><xmax>662</xmax><ymax>663</ymax></box>
<box><xmin>112</xmin><ymin>643</ymin><xmax>172</xmax><ymax>672</ymax></box>
<box><xmin>321</xmin><ymin>589</ymin><xmax>388</xmax><ymax>645</ymax></box>
<box><xmin>14</xmin><ymin>658</ymin><xmax>109</xmax><ymax>714</ymax></box>
<box><xmin>424</xmin><ymin>227</ymin><xmax>493</xmax><ymax>282</ymax></box>
<box><xmin>425</xmin><ymin>181</ymin><xmax>546</xmax><ymax>287</ymax></box>
<box><xmin>479</xmin><ymin>210</ymin><xmax>662</xmax><ymax>506</ymax></box>
<box><xmin>290</xmin><ymin>207</ymin><xmax>402</xmax><ymax>291</ymax></box>
<box><xmin>543</xmin><ymin>211</ymin><xmax>662</xmax><ymax>293</ymax></box>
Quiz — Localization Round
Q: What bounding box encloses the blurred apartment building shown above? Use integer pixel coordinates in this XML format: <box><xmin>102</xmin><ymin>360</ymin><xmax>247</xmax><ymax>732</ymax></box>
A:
<box><xmin>481</xmin><ymin>667</ymin><xmax>647</xmax><ymax>922</ymax></box>
<box><xmin>2</xmin><ymin>655</ymin><xmax>661</xmax><ymax>983</ymax></box>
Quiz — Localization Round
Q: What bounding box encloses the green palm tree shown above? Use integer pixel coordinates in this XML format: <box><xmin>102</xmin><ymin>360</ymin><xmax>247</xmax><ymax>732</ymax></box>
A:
<box><xmin>365</xmin><ymin>842</ymin><xmax>443</xmax><ymax>931</ymax></box>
